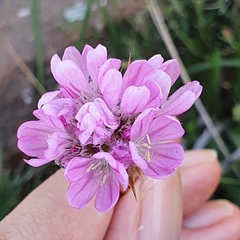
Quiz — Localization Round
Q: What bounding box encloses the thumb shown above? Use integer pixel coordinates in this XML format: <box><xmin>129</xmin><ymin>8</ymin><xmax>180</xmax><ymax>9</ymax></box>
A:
<box><xmin>139</xmin><ymin>170</ymin><xmax>182</xmax><ymax>239</ymax></box>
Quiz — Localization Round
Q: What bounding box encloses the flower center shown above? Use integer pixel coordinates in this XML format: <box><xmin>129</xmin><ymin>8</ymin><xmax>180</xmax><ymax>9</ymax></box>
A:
<box><xmin>137</xmin><ymin>134</ymin><xmax>152</xmax><ymax>163</ymax></box>
<box><xmin>86</xmin><ymin>160</ymin><xmax>110</xmax><ymax>185</ymax></box>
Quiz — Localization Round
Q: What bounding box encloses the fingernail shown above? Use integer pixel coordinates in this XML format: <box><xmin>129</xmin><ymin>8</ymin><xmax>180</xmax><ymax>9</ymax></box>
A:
<box><xmin>180</xmin><ymin>149</ymin><xmax>217</xmax><ymax>168</ymax></box>
<box><xmin>183</xmin><ymin>200</ymin><xmax>234</xmax><ymax>229</ymax></box>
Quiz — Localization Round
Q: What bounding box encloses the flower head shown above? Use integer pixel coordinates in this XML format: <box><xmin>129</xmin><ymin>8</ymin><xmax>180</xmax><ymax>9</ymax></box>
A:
<box><xmin>17</xmin><ymin>44</ymin><xmax>202</xmax><ymax>212</ymax></box>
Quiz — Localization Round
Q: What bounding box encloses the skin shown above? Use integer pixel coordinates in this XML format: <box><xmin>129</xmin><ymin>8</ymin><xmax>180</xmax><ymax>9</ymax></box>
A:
<box><xmin>0</xmin><ymin>149</ymin><xmax>240</xmax><ymax>240</ymax></box>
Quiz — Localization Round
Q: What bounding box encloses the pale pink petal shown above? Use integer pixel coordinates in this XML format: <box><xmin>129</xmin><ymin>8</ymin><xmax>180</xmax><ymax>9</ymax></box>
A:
<box><xmin>159</xmin><ymin>81</ymin><xmax>202</xmax><ymax>116</ymax></box>
<box><xmin>65</xmin><ymin>157</ymin><xmax>100</xmax><ymax>209</ymax></box>
<box><xmin>50</xmin><ymin>54</ymin><xmax>61</xmax><ymax>80</ymax></box>
<box><xmin>130</xmin><ymin>108</ymin><xmax>157</xmax><ymax>141</ymax></box>
<box><xmin>94</xmin><ymin>98</ymin><xmax>119</xmax><ymax>129</ymax></box>
<box><xmin>55</xmin><ymin>60</ymin><xmax>90</xmax><ymax>96</ymax></box>
<box><xmin>148</xmin><ymin>54</ymin><xmax>164</xmax><ymax>69</ymax></box>
<box><xmin>129</xmin><ymin>141</ymin><xmax>148</xmax><ymax>170</ymax></box>
<box><xmin>142</xmin><ymin>164</ymin><xmax>175</xmax><ymax>180</ymax></box>
<box><xmin>99</xmin><ymin>69</ymin><xmax>122</xmax><ymax>110</ymax></box>
<box><xmin>87</xmin><ymin>44</ymin><xmax>107</xmax><ymax>84</ymax></box>
<box><xmin>17</xmin><ymin>121</ymin><xmax>53</xmax><ymax>158</ymax></box>
<box><xmin>150</xmin><ymin>143</ymin><xmax>184</xmax><ymax>169</ymax></box>
<box><xmin>149</xmin><ymin>115</ymin><xmax>185</xmax><ymax>142</ymax></box>
<box><xmin>144</xmin><ymin>80</ymin><xmax>162</xmax><ymax>108</ymax></box>
<box><xmin>33</xmin><ymin>109</ymin><xmax>65</xmax><ymax>130</ymax></box>
<box><xmin>120</xmin><ymin>86</ymin><xmax>150</xmax><ymax>114</ymax></box>
<box><xmin>66</xmin><ymin>179</ymin><xmax>98</xmax><ymax>209</ymax></box>
<box><xmin>62</xmin><ymin>46</ymin><xmax>83</xmax><ymax>70</ymax></box>
<box><xmin>78</xmin><ymin>113</ymin><xmax>97</xmax><ymax>144</ymax></box>
<box><xmin>160</xmin><ymin>59</ymin><xmax>180</xmax><ymax>85</ymax></box>
<box><xmin>41</xmin><ymin>98</ymin><xmax>75</xmax><ymax>118</ymax></box>
<box><xmin>142</xmin><ymin>143</ymin><xmax>184</xmax><ymax>179</ymax></box>
<box><xmin>92</xmin><ymin>126</ymin><xmax>111</xmax><ymax>145</ymax></box>
<box><xmin>144</xmin><ymin>70</ymin><xmax>171</xmax><ymax>102</ymax></box>
<box><xmin>24</xmin><ymin>158</ymin><xmax>52</xmax><ymax>167</ymax></box>
<box><xmin>44</xmin><ymin>131</ymin><xmax>69</xmax><ymax>159</ymax></box>
<box><xmin>122</xmin><ymin>60</ymin><xmax>153</xmax><ymax>92</ymax></box>
<box><xmin>81</xmin><ymin>44</ymin><xmax>93</xmax><ymax>77</ymax></box>
<box><xmin>98</xmin><ymin>58</ymin><xmax>121</xmax><ymax>83</ymax></box>
<box><xmin>64</xmin><ymin>157</ymin><xmax>91</xmax><ymax>182</ymax></box>
<box><xmin>38</xmin><ymin>90</ymin><xmax>60</xmax><ymax>109</ymax></box>
<box><xmin>95</xmin><ymin>175</ymin><xmax>119</xmax><ymax>212</ymax></box>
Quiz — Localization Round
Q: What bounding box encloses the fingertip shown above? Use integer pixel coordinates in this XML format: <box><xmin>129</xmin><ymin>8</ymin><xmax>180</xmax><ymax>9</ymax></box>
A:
<box><xmin>181</xmin><ymin>201</ymin><xmax>240</xmax><ymax>240</ymax></box>
<box><xmin>180</xmin><ymin>149</ymin><xmax>218</xmax><ymax>168</ymax></box>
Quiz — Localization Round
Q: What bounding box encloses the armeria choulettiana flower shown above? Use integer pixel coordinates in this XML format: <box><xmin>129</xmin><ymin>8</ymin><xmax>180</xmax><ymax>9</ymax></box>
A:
<box><xmin>17</xmin><ymin>44</ymin><xmax>202</xmax><ymax>212</ymax></box>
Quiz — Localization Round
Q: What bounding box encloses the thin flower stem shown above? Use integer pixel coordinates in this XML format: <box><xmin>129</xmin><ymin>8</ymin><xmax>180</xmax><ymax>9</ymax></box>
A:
<box><xmin>145</xmin><ymin>0</ymin><xmax>231</xmax><ymax>161</ymax></box>
<box><xmin>0</xmin><ymin>37</ymin><xmax>46</xmax><ymax>95</ymax></box>
<box><xmin>29</xmin><ymin>0</ymin><xmax>44</xmax><ymax>86</ymax></box>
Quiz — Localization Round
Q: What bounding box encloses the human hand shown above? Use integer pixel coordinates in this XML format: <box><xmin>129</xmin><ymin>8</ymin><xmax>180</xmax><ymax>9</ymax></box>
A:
<box><xmin>0</xmin><ymin>150</ymin><xmax>240</xmax><ymax>240</ymax></box>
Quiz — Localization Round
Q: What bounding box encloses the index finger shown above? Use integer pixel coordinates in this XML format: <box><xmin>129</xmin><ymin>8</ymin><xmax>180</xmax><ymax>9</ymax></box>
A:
<box><xmin>0</xmin><ymin>169</ymin><xmax>113</xmax><ymax>240</ymax></box>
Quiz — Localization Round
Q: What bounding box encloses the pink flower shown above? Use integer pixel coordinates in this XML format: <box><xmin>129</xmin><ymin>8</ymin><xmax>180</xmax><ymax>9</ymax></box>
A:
<box><xmin>17</xmin><ymin>44</ymin><xmax>202</xmax><ymax>212</ymax></box>
<box><xmin>65</xmin><ymin>152</ymin><xmax>128</xmax><ymax>212</ymax></box>
<box><xmin>129</xmin><ymin>108</ymin><xmax>185</xmax><ymax>179</ymax></box>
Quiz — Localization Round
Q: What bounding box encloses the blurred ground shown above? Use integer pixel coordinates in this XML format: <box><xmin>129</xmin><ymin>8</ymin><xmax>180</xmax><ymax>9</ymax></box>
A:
<box><xmin>0</xmin><ymin>0</ymin><xmax>144</xmax><ymax>169</ymax></box>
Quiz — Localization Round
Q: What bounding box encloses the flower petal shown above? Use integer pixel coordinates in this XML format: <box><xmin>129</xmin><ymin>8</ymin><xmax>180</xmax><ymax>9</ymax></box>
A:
<box><xmin>160</xmin><ymin>59</ymin><xmax>180</xmax><ymax>85</ymax></box>
<box><xmin>55</xmin><ymin>60</ymin><xmax>90</xmax><ymax>97</ymax></box>
<box><xmin>122</xmin><ymin>60</ymin><xmax>153</xmax><ymax>92</ymax></box>
<box><xmin>130</xmin><ymin>108</ymin><xmax>157</xmax><ymax>141</ymax></box>
<box><xmin>87</xmin><ymin>44</ymin><xmax>107</xmax><ymax>84</ymax></box>
<box><xmin>144</xmin><ymin>70</ymin><xmax>171</xmax><ymax>102</ymax></box>
<box><xmin>38</xmin><ymin>90</ymin><xmax>60</xmax><ymax>109</ymax></box>
<box><xmin>151</xmin><ymin>143</ymin><xmax>184</xmax><ymax>169</ymax></box>
<box><xmin>17</xmin><ymin>121</ymin><xmax>53</xmax><ymax>158</ymax></box>
<box><xmin>142</xmin><ymin>164</ymin><xmax>175</xmax><ymax>180</ymax></box>
<box><xmin>120</xmin><ymin>86</ymin><xmax>150</xmax><ymax>114</ymax></box>
<box><xmin>99</xmin><ymin>69</ymin><xmax>122</xmax><ymax>110</ymax></box>
<box><xmin>98</xmin><ymin>58</ymin><xmax>121</xmax><ymax>83</ymax></box>
<box><xmin>24</xmin><ymin>158</ymin><xmax>52</xmax><ymax>167</ymax></box>
<box><xmin>65</xmin><ymin>157</ymin><xmax>99</xmax><ymax>209</ymax></box>
<box><xmin>95</xmin><ymin>175</ymin><xmax>120</xmax><ymax>212</ymax></box>
<box><xmin>62</xmin><ymin>46</ymin><xmax>83</xmax><ymax>70</ymax></box>
<box><xmin>148</xmin><ymin>54</ymin><xmax>164</xmax><ymax>69</ymax></box>
<box><xmin>142</xmin><ymin>143</ymin><xmax>184</xmax><ymax>179</ymax></box>
<box><xmin>33</xmin><ymin>109</ymin><xmax>65</xmax><ymax>130</ymax></box>
<box><xmin>41</xmin><ymin>98</ymin><xmax>75</xmax><ymax>118</ymax></box>
<box><xmin>93</xmin><ymin>152</ymin><xmax>129</xmax><ymax>190</ymax></box>
<box><xmin>144</xmin><ymin>80</ymin><xmax>162</xmax><ymax>108</ymax></box>
<box><xmin>129</xmin><ymin>141</ymin><xmax>148</xmax><ymax>170</ymax></box>
<box><xmin>78</xmin><ymin>112</ymin><xmax>97</xmax><ymax>144</ymax></box>
<box><xmin>94</xmin><ymin>98</ymin><xmax>119</xmax><ymax>129</ymax></box>
<box><xmin>44</xmin><ymin>131</ymin><xmax>69</xmax><ymax>159</ymax></box>
<box><xmin>149</xmin><ymin>115</ymin><xmax>185</xmax><ymax>142</ymax></box>
<box><xmin>159</xmin><ymin>81</ymin><xmax>203</xmax><ymax>116</ymax></box>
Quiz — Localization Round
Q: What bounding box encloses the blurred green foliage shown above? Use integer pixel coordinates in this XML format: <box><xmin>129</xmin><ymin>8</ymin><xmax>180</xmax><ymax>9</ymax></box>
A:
<box><xmin>1</xmin><ymin>0</ymin><xmax>240</xmax><ymax>220</ymax></box>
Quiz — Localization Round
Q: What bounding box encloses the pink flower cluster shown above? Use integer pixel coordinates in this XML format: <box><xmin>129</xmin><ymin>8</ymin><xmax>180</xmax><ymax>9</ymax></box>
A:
<box><xmin>17</xmin><ymin>44</ymin><xmax>202</xmax><ymax>212</ymax></box>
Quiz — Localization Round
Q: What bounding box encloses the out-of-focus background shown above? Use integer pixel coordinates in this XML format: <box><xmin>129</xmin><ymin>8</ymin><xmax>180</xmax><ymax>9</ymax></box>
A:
<box><xmin>1</xmin><ymin>0</ymin><xmax>240</xmax><ymax>220</ymax></box>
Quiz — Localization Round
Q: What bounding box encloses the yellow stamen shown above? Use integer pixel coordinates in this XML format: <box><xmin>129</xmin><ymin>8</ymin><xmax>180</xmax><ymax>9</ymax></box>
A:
<box><xmin>146</xmin><ymin>134</ymin><xmax>151</xmax><ymax>144</ymax></box>
<box><xmin>86</xmin><ymin>163</ymin><xmax>95</xmax><ymax>173</ymax></box>
<box><xmin>92</xmin><ymin>161</ymin><xmax>101</xmax><ymax>170</ymax></box>
<box><xmin>101</xmin><ymin>174</ymin><xmax>107</xmax><ymax>185</ymax></box>
<box><xmin>142</xmin><ymin>143</ymin><xmax>151</xmax><ymax>149</ymax></box>
<box><xmin>145</xmin><ymin>150</ymin><xmax>151</xmax><ymax>162</ymax></box>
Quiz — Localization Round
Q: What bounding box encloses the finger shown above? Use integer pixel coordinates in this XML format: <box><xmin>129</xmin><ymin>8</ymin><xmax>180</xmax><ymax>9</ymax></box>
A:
<box><xmin>105</xmin><ymin>171</ymin><xmax>182</xmax><ymax>240</ymax></box>
<box><xmin>139</xmin><ymin>170</ymin><xmax>182</xmax><ymax>239</ymax></box>
<box><xmin>181</xmin><ymin>200</ymin><xmax>240</xmax><ymax>240</ymax></box>
<box><xmin>0</xmin><ymin>170</ymin><xmax>113</xmax><ymax>240</ymax></box>
<box><xmin>180</xmin><ymin>150</ymin><xmax>221</xmax><ymax>217</ymax></box>
<box><xmin>104</xmin><ymin>180</ymin><xmax>143</xmax><ymax>240</ymax></box>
